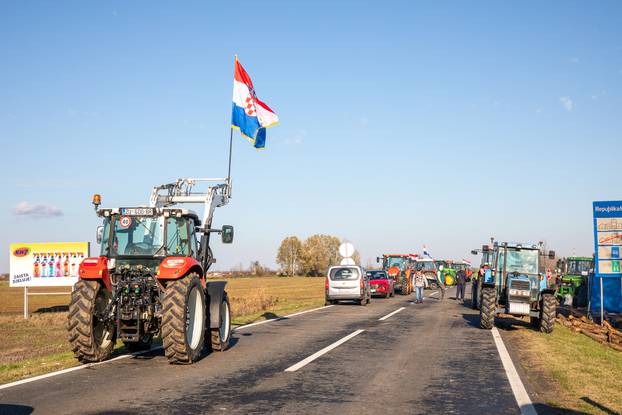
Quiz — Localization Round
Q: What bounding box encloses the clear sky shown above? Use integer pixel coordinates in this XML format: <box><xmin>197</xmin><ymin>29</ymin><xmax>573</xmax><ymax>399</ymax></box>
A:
<box><xmin>1</xmin><ymin>1</ymin><xmax>621</xmax><ymax>273</ymax></box>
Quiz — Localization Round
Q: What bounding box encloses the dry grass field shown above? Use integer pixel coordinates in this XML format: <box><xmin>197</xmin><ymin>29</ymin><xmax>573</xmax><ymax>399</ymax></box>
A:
<box><xmin>0</xmin><ymin>276</ymin><xmax>324</xmax><ymax>384</ymax></box>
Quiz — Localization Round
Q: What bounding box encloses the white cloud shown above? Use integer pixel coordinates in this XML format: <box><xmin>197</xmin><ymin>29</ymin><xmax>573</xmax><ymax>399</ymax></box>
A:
<box><xmin>559</xmin><ymin>96</ymin><xmax>574</xmax><ymax>112</ymax></box>
<box><xmin>13</xmin><ymin>202</ymin><xmax>63</xmax><ymax>218</ymax></box>
<box><xmin>591</xmin><ymin>90</ymin><xmax>607</xmax><ymax>100</ymax></box>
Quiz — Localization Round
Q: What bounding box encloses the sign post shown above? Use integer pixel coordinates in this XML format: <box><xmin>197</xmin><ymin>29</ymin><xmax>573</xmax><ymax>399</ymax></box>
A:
<box><xmin>10</xmin><ymin>242</ymin><xmax>89</xmax><ymax>319</ymax></box>
<box><xmin>592</xmin><ymin>201</ymin><xmax>622</xmax><ymax>324</ymax></box>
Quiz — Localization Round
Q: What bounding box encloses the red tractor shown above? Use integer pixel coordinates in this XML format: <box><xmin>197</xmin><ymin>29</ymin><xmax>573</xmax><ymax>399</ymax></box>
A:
<box><xmin>376</xmin><ymin>254</ymin><xmax>417</xmax><ymax>295</ymax></box>
<box><xmin>68</xmin><ymin>178</ymin><xmax>233</xmax><ymax>364</ymax></box>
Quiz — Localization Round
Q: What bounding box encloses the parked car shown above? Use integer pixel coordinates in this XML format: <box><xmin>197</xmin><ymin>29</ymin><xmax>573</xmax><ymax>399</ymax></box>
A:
<box><xmin>325</xmin><ymin>265</ymin><xmax>371</xmax><ymax>306</ymax></box>
<box><xmin>366</xmin><ymin>270</ymin><xmax>395</xmax><ymax>298</ymax></box>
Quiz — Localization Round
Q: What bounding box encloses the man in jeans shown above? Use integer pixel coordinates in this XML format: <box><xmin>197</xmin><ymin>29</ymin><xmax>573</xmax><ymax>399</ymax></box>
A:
<box><xmin>414</xmin><ymin>269</ymin><xmax>426</xmax><ymax>303</ymax></box>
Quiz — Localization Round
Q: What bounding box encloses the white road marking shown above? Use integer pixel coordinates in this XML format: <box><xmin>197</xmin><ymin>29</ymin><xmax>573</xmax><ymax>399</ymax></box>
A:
<box><xmin>234</xmin><ymin>305</ymin><xmax>334</xmax><ymax>331</ymax></box>
<box><xmin>0</xmin><ymin>305</ymin><xmax>334</xmax><ymax>390</ymax></box>
<box><xmin>378</xmin><ymin>307</ymin><xmax>405</xmax><ymax>321</ymax></box>
<box><xmin>428</xmin><ymin>291</ymin><xmax>439</xmax><ymax>297</ymax></box>
<box><xmin>284</xmin><ymin>329</ymin><xmax>365</xmax><ymax>372</ymax></box>
<box><xmin>491</xmin><ymin>327</ymin><xmax>538</xmax><ymax>415</ymax></box>
<box><xmin>0</xmin><ymin>346</ymin><xmax>162</xmax><ymax>391</ymax></box>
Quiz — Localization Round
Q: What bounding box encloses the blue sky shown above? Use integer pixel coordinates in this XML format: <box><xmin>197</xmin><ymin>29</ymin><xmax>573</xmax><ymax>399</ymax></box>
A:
<box><xmin>1</xmin><ymin>1</ymin><xmax>621</xmax><ymax>272</ymax></box>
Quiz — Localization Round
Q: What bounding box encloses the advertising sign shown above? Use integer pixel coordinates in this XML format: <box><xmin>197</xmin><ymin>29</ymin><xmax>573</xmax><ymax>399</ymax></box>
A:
<box><xmin>593</xmin><ymin>201</ymin><xmax>622</xmax><ymax>277</ymax></box>
<box><xmin>9</xmin><ymin>242</ymin><xmax>90</xmax><ymax>287</ymax></box>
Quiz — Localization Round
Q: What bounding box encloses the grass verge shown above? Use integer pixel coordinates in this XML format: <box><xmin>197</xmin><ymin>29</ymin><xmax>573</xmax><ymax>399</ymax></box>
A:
<box><xmin>506</xmin><ymin>321</ymin><xmax>622</xmax><ymax>414</ymax></box>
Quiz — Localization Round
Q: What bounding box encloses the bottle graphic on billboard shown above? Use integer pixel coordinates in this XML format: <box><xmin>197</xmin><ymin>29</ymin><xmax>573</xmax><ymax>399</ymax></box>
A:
<box><xmin>33</xmin><ymin>254</ymin><xmax>41</xmax><ymax>277</ymax></box>
<box><xmin>41</xmin><ymin>255</ymin><xmax>48</xmax><ymax>277</ymax></box>
<box><xmin>70</xmin><ymin>253</ymin><xmax>77</xmax><ymax>277</ymax></box>
<box><xmin>63</xmin><ymin>253</ymin><xmax>70</xmax><ymax>277</ymax></box>
<box><xmin>48</xmin><ymin>253</ymin><xmax>54</xmax><ymax>277</ymax></box>
<box><xmin>55</xmin><ymin>254</ymin><xmax>62</xmax><ymax>277</ymax></box>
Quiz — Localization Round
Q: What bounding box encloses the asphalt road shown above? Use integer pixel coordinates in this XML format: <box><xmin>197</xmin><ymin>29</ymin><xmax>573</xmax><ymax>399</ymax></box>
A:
<box><xmin>0</xmin><ymin>287</ymin><xmax>524</xmax><ymax>415</ymax></box>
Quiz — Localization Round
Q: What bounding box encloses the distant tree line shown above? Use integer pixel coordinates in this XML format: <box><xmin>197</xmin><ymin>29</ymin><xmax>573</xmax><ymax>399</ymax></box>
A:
<box><xmin>276</xmin><ymin>234</ymin><xmax>360</xmax><ymax>277</ymax></box>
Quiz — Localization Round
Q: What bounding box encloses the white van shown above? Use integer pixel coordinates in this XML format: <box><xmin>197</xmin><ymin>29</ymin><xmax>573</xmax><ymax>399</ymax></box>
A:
<box><xmin>325</xmin><ymin>265</ymin><xmax>371</xmax><ymax>306</ymax></box>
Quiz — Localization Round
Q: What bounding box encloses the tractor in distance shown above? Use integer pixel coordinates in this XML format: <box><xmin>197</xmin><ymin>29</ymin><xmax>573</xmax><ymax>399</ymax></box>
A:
<box><xmin>68</xmin><ymin>178</ymin><xmax>234</xmax><ymax>364</ymax></box>
<box><xmin>435</xmin><ymin>260</ymin><xmax>457</xmax><ymax>286</ymax></box>
<box><xmin>469</xmin><ymin>245</ymin><xmax>495</xmax><ymax>310</ymax></box>
<box><xmin>555</xmin><ymin>256</ymin><xmax>594</xmax><ymax>307</ymax></box>
<box><xmin>376</xmin><ymin>254</ymin><xmax>415</xmax><ymax>295</ymax></box>
<box><xmin>415</xmin><ymin>257</ymin><xmax>438</xmax><ymax>288</ymax></box>
<box><xmin>474</xmin><ymin>242</ymin><xmax>557</xmax><ymax>333</ymax></box>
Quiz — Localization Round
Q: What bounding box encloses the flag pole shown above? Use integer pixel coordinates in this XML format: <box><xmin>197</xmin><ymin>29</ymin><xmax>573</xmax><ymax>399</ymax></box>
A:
<box><xmin>227</xmin><ymin>55</ymin><xmax>238</xmax><ymax>183</ymax></box>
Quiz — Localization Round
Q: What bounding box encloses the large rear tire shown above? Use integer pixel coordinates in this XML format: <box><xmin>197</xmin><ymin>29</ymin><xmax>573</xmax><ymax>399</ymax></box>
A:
<box><xmin>480</xmin><ymin>286</ymin><xmax>496</xmax><ymax>329</ymax></box>
<box><xmin>471</xmin><ymin>281</ymin><xmax>479</xmax><ymax>309</ymax></box>
<box><xmin>211</xmin><ymin>294</ymin><xmax>232</xmax><ymax>351</ymax></box>
<box><xmin>539</xmin><ymin>293</ymin><xmax>556</xmax><ymax>334</ymax></box>
<box><xmin>67</xmin><ymin>280</ymin><xmax>115</xmax><ymax>363</ymax></box>
<box><xmin>161</xmin><ymin>274</ymin><xmax>206</xmax><ymax>364</ymax></box>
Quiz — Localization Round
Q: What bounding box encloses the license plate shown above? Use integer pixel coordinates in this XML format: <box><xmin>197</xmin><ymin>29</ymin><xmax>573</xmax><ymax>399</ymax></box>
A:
<box><xmin>120</xmin><ymin>207</ymin><xmax>155</xmax><ymax>216</ymax></box>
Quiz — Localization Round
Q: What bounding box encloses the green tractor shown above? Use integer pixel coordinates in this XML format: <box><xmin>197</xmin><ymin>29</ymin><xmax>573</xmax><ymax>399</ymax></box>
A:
<box><xmin>435</xmin><ymin>260</ymin><xmax>457</xmax><ymax>286</ymax></box>
<box><xmin>555</xmin><ymin>256</ymin><xmax>593</xmax><ymax>307</ymax></box>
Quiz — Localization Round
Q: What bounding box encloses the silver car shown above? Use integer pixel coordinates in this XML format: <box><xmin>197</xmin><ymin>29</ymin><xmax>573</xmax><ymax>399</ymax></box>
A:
<box><xmin>325</xmin><ymin>265</ymin><xmax>371</xmax><ymax>306</ymax></box>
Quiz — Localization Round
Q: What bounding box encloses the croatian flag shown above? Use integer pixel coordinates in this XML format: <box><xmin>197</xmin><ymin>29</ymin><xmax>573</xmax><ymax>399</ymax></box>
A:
<box><xmin>423</xmin><ymin>245</ymin><xmax>433</xmax><ymax>259</ymax></box>
<box><xmin>231</xmin><ymin>57</ymin><xmax>279</xmax><ymax>149</ymax></box>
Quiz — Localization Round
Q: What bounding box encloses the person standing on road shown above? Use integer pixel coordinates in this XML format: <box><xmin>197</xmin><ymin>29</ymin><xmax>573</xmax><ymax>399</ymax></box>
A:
<box><xmin>436</xmin><ymin>267</ymin><xmax>446</xmax><ymax>300</ymax></box>
<box><xmin>414</xmin><ymin>269</ymin><xmax>425</xmax><ymax>303</ymax></box>
<box><xmin>455</xmin><ymin>269</ymin><xmax>467</xmax><ymax>302</ymax></box>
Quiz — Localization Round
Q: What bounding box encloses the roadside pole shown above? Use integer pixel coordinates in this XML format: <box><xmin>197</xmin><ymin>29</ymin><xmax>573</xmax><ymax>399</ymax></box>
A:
<box><xmin>24</xmin><ymin>287</ymin><xmax>28</xmax><ymax>319</ymax></box>
<box><xmin>600</xmin><ymin>277</ymin><xmax>605</xmax><ymax>326</ymax></box>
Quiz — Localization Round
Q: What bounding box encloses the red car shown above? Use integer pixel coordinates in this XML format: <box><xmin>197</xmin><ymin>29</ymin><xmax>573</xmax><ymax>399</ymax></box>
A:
<box><xmin>366</xmin><ymin>270</ymin><xmax>395</xmax><ymax>298</ymax></box>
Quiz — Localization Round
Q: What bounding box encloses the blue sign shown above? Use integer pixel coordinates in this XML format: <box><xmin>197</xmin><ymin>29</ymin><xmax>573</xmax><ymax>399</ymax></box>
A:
<box><xmin>593</xmin><ymin>201</ymin><xmax>622</xmax><ymax>277</ymax></box>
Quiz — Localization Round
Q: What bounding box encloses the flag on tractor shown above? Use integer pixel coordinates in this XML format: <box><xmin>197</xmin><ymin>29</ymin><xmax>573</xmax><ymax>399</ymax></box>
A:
<box><xmin>231</xmin><ymin>57</ymin><xmax>279</xmax><ymax>149</ymax></box>
<box><xmin>423</xmin><ymin>245</ymin><xmax>433</xmax><ymax>259</ymax></box>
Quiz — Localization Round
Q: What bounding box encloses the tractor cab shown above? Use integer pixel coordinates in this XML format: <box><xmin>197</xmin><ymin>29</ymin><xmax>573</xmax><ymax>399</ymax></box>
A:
<box><xmin>555</xmin><ymin>256</ymin><xmax>593</xmax><ymax>306</ymax></box>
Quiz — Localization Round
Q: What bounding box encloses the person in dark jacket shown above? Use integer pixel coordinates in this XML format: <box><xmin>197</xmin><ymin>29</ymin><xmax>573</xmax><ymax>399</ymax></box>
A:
<box><xmin>455</xmin><ymin>269</ymin><xmax>467</xmax><ymax>302</ymax></box>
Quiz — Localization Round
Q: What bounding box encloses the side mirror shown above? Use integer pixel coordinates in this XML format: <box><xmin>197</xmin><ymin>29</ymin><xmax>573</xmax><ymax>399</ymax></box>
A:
<box><xmin>96</xmin><ymin>226</ymin><xmax>104</xmax><ymax>244</ymax></box>
<box><xmin>221</xmin><ymin>225</ymin><xmax>234</xmax><ymax>244</ymax></box>
<box><xmin>471</xmin><ymin>250</ymin><xmax>478</xmax><ymax>255</ymax></box>
<box><xmin>482</xmin><ymin>245</ymin><xmax>490</xmax><ymax>252</ymax></box>
<box><xmin>376</xmin><ymin>257</ymin><xmax>380</xmax><ymax>263</ymax></box>
<box><xmin>548</xmin><ymin>250</ymin><xmax>555</xmax><ymax>259</ymax></box>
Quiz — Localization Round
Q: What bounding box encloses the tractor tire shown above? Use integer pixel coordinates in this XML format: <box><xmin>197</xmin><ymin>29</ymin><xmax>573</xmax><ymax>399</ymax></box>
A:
<box><xmin>480</xmin><ymin>286</ymin><xmax>496</xmax><ymax>330</ymax></box>
<box><xmin>124</xmin><ymin>334</ymin><xmax>153</xmax><ymax>353</ymax></box>
<box><xmin>161</xmin><ymin>274</ymin><xmax>206</xmax><ymax>364</ymax></box>
<box><xmin>210</xmin><ymin>293</ymin><xmax>231</xmax><ymax>352</ymax></box>
<box><xmin>539</xmin><ymin>293</ymin><xmax>556</xmax><ymax>334</ymax></box>
<box><xmin>471</xmin><ymin>282</ymin><xmax>478</xmax><ymax>309</ymax></box>
<box><xmin>67</xmin><ymin>280</ymin><xmax>115</xmax><ymax>363</ymax></box>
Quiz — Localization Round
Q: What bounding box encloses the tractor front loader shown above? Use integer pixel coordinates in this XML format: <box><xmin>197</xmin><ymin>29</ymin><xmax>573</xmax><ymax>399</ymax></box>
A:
<box><xmin>68</xmin><ymin>178</ymin><xmax>234</xmax><ymax>364</ymax></box>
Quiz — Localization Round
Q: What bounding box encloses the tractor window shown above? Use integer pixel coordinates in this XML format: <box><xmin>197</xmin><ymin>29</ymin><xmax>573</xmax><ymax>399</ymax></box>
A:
<box><xmin>111</xmin><ymin>216</ymin><xmax>164</xmax><ymax>256</ymax></box>
<box><xmin>567</xmin><ymin>260</ymin><xmax>593</xmax><ymax>275</ymax></box>
<box><xmin>166</xmin><ymin>218</ymin><xmax>190</xmax><ymax>256</ymax></box>
<box><xmin>505</xmin><ymin>249</ymin><xmax>538</xmax><ymax>275</ymax></box>
<box><xmin>100</xmin><ymin>218</ymin><xmax>111</xmax><ymax>256</ymax></box>
<box><xmin>189</xmin><ymin>224</ymin><xmax>198</xmax><ymax>258</ymax></box>
<box><xmin>386</xmin><ymin>257</ymin><xmax>404</xmax><ymax>269</ymax></box>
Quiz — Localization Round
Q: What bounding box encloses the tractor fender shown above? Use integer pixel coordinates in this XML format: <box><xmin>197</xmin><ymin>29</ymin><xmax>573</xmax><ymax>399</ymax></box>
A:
<box><xmin>78</xmin><ymin>256</ymin><xmax>112</xmax><ymax>291</ymax></box>
<box><xmin>157</xmin><ymin>257</ymin><xmax>203</xmax><ymax>281</ymax></box>
<box><xmin>206</xmin><ymin>281</ymin><xmax>228</xmax><ymax>329</ymax></box>
<box><xmin>481</xmin><ymin>282</ymin><xmax>496</xmax><ymax>289</ymax></box>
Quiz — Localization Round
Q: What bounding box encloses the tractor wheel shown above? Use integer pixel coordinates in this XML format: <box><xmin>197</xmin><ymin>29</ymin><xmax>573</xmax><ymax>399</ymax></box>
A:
<box><xmin>67</xmin><ymin>280</ymin><xmax>115</xmax><ymax>363</ymax></box>
<box><xmin>124</xmin><ymin>333</ymin><xmax>153</xmax><ymax>353</ymax></box>
<box><xmin>539</xmin><ymin>294</ymin><xmax>556</xmax><ymax>334</ymax></box>
<box><xmin>211</xmin><ymin>293</ymin><xmax>231</xmax><ymax>351</ymax></box>
<box><xmin>471</xmin><ymin>282</ymin><xmax>478</xmax><ymax>309</ymax></box>
<box><xmin>161</xmin><ymin>273</ymin><xmax>206</xmax><ymax>364</ymax></box>
<box><xmin>480</xmin><ymin>286</ymin><xmax>496</xmax><ymax>330</ymax></box>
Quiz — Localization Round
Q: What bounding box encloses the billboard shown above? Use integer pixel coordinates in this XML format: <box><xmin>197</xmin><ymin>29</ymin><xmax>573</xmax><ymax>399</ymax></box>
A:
<box><xmin>9</xmin><ymin>242</ymin><xmax>90</xmax><ymax>287</ymax></box>
<box><xmin>593</xmin><ymin>201</ymin><xmax>622</xmax><ymax>277</ymax></box>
